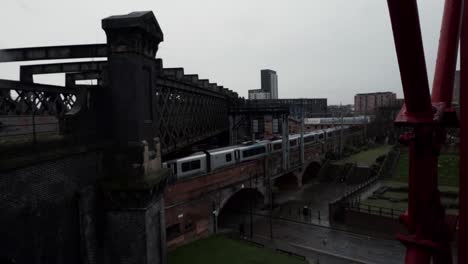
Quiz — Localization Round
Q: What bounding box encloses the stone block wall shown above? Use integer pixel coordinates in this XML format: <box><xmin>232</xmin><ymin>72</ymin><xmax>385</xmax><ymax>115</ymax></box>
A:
<box><xmin>0</xmin><ymin>151</ymin><xmax>103</xmax><ymax>264</ymax></box>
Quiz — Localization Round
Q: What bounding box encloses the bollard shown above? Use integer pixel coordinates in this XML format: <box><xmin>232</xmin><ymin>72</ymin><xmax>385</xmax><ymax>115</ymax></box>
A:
<box><xmin>303</xmin><ymin>206</ymin><xmax>309</xmax><ymax>218</ymax></box>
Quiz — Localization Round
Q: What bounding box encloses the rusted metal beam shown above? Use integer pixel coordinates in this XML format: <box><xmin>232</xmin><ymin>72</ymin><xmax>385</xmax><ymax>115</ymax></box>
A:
<box><xmin>162</xmin><ymin>68</ymin><xmax>184</xmax><ymax>79</ymax></box>
<box><xmin>20</xmin><ymin>61</ymin><xmax>106</xmax><ymax>75</ymax></box>
<box><xmin>156</xmin><ymin>78</ymin><xmax>227</xmax><ymax>99</ymax></box>
<box><xmin>20</xmin><ymin>61</ymin><xmax>107</xmax><ymax>82</ymax></box>
<box><xmin>387</xmin><ymin>0</ymin><xmax>433</xmax><ymax>121</ymax></box>
<box><xmin>0</xmin><ymin>79</ymin><xmax>79</xmax><ymax>93</ymax></box>
<box><xmin>183</xmin><ymin>74</ymin><xmax>199</xmax><ymax>83</ymax></box>
<box><xmin>0</xmin><ymin>44</ymin><xmax>107</xmax><ymax>62</ymax></box>
<box><xmin>432</xmin><ymin>0</ymin><xmax>463</xmax><ymax>106</ymax></box>
<box><xmin>65</xmin><ymin>72</ymin><xmax>102</xmax><ymax>86</ymax></box>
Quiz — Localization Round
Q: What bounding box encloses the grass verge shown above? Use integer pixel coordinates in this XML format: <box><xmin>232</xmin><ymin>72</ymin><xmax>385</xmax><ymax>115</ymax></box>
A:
<box><xmin>168</xmin><ymin>235</ymin><xmax>307</xmax><ymax>264</ymax></box>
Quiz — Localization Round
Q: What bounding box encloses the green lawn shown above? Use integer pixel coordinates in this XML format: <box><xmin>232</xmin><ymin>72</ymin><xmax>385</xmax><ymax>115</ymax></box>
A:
<box><xmin>168</xmin><ymin>236</ymin><xmax>307</xmax><ymax>264</ymax></box>
<box><xmin>393</xmin><ymin>152</ymin><xmax>459</xmax><ymax>187</ymax></box>
<box><xmin>360</xmin><ymin>151</ymin><xmax>460</xmax><ymax>216</ymax></box>
<box><xmin>337</xmin><ymin>145</ymin><xmax>392</xmax><ymax>166</ymax></box>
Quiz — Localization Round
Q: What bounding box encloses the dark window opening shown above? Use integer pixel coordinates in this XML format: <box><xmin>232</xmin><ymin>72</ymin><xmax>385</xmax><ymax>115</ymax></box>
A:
<box><xmin>290</xmin><ymin>140</ymin><xmax>297</xmax><ymax>147</ymax></box>
<box><xmin>273</xmin><ymin>143</ymin><xmax>282</xmax><ymax>150</ymax></box>
<box><xmin>243</xmin><ymin>146</ymin><xmax>266</xmax><ymax>158</ymax></box>
<box><xmin>181</xmin><ymin>159</ymin><xmax>201</xmax><ymax>172</ymax></box>
<box><xmin>226</xmin><ymin>153</ymin><xmax>232</xmax><ymax>162</ymax></box>
<box><xmin>184</xmin><ymin>220</ymin><xmax>194</xmax><ymax>231</ymax></box>
<box><xmin>166</xmin><ymin>224</ymin><xmax>181</xmax><ymax>240</ymax></box>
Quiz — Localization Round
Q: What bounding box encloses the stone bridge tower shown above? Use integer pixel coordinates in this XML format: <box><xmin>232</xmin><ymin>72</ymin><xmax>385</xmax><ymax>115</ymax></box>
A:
<box><xmin>100</xmin><ymin>11</ymin><xmax>169</xmax><ymax>264</ymax></box>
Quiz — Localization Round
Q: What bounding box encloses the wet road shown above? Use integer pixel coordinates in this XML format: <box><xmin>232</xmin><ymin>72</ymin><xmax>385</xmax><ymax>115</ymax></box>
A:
<box><xmin>222</xmin><ymin>178</ymin><xmax>406</xmax><ymax>263</ymax></box>
<box><xmin>253</xmin><ymin>217</ymin><xmax>405</xmax><ymax>264</ymax></box>
<box><xmin>273</xmin><ymin>181</ymin><xmax>360</xmax><ymax>225</ymax></box>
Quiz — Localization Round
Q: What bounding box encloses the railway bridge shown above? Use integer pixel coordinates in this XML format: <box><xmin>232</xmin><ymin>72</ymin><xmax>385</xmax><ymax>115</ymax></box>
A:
<box><xmin>0</xmin><ymin>11</ymin><xmax>364</xmax><ymax>264</ymax></box>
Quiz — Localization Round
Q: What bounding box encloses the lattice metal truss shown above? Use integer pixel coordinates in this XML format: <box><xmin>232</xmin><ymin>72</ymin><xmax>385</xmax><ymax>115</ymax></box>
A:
<box><xmin>0</xmin><ymin>45</ymin><xmax>107</xmax><ymax>116</ymax></box>
<box><xmin>0</xmin><ymin>44</ymin><xmax>239</xmax><ymax>155</ymax></box>
<box><xmin>155</xmin><ymin>76</ymin><xmax>230</xmax><ymax>154</ymax></box>
<box><xmin>0</xmin><ymin>80</ymin><xmax>78</xmax><ymax>116</ymax></box>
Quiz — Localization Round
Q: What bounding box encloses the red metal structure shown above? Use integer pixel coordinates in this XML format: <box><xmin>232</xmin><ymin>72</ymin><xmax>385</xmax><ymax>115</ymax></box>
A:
<box><xmin>386</xmin><ymin>0</ymin><xmax>466</xmax><ymax>263</ymax></box>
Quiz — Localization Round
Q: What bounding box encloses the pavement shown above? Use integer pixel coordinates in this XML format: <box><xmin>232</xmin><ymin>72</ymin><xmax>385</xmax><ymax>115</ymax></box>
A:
<box><xmin>273</xmin><ymin>181</ymin><xmax>361</xmax><ymax>226</ymax></box>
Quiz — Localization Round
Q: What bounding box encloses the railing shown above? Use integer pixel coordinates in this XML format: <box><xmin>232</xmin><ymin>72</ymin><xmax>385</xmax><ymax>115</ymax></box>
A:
<box><xmin>375</xmin><ymin>146</ymin><xmax>400</xmax><ymax>179</ymax></box>
<box><xmin>347</xmin><ymin>203</ymin><xmax>405</xmax><ymax>219</ymax></box>
<box><xmin>0</xmin><ymin>80</ymin><xmax>78</xmax><ymax>116</ymax></box>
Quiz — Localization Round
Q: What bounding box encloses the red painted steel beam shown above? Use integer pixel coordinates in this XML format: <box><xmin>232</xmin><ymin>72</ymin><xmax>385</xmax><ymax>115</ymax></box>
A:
<box><xmin>387</xmin><ymin>0</ymin><xmax>433</xmax><ymax>119</ymax></box>
<box><xmin>388</xmin><ymin>1</ymin><xmax>462</xmax><ymax>263</ymax></box>
<box><xmin>459</xmin><ymin>1</ymin><xmax>468</xmax><ymax>262</ymax></box>
<box><xmin>432</xmin><ymin>0</ymin><xmax>463</xmax><ymax>106</ymax></box>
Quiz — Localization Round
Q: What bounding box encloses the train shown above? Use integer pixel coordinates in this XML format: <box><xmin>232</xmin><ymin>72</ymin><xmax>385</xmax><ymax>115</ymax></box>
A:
<box><xmin>163</xmin><ymin>126</ymin><xmax>350</xmax><ymax>181</ymax></box>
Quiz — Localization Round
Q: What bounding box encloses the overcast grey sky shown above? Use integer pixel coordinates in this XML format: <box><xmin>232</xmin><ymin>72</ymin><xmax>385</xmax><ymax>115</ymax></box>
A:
<box><xmin>0</xmin><ymin>0</ymin><xmax>447</xmax><ymax>104</ymax></box>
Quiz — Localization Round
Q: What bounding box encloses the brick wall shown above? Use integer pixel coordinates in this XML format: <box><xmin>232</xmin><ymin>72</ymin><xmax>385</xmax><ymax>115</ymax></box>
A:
<box><xmin>164</xmin><ymin>160</ymin><xmax>264</xmax><ymax>247</ymax></box>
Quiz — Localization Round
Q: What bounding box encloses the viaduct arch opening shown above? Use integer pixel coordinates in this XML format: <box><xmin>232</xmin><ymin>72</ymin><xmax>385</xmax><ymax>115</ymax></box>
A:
<box><xmin>218</xmin><ymin>188</ymin><xmax>264</xmax><ymax>231</ymax></box>
<box><xmin>274</xmin><ymin>172</ymin><xmax>299</xmax><ymax>190</ymax></box>
<box><xmin>301</xmin><ymin>161</ymin><xmax>322</xmax><ymax>185</ymax></box>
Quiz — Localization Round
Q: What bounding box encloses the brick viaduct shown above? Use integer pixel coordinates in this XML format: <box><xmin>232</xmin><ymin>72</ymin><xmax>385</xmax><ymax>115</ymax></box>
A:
<box><xmin>164</xmin><ymin>130</ymin><xmax>364</xmax><ymax>247</ymax></box>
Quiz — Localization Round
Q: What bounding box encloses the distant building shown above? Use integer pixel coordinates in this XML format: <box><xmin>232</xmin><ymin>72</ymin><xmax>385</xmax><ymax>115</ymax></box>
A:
<box><xmin>248</xmin><ymin>90</ymin><xmax>271</xmax><ymax>99</ymax></box>
<box><xmin>248</xmin><ymin>98</ymin><xmax>327</xmax><ymax>118</ymax></box>
<box><xmin>354</xmin><ymin>92</ymin><xmax>397</xmax><ymax>114</ymax></box>
<box><xmin>395</xmin><ymin>98</ymin><xmax>404</xmax><ymax>108</ymax></box>
<box><xmin>327</xmin><ymin>104</ymin><xmax>354</xmax><ymax>116</ymax></box>
<box><xmin>261</xmin><ymin>69</ymin><xmax>278</xmax><ymax>99</ymax></box>
<box><xmin>288</xmin><ymin>115</ymin><xmax>371</xmax><ymax>134</ymax></box>
<box><xmin>249</xmin><ymin>69</ymin><xmax>278</xmax><ymax>99</ymax></box>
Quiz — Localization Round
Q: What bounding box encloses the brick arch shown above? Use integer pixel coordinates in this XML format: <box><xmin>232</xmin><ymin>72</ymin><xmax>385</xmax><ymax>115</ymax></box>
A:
<box><xmin>274</xmin><ymin>172</ymin><xmax>300</xmax><ymax>190</ymax></box>
<box><xmin>297</xmin><ymin>158</ymin><xmax>323</xmax><ymax>185</ymax></box>
<box><xmin>217</xmin><ymin>187</ymin><xmax>265</xmax><ymax>230</ymax></box>
<box><xmin>218</xmin><ymin>187</ymin><xmax>265</xmax><ymax>213</ymax></box>
<box><xmin>301</xmin><ymin>161</ymin><xmax>322</xmax><ymax>185</ymax></box>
